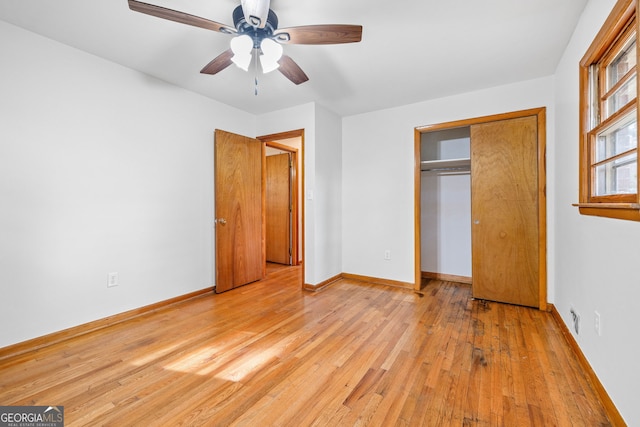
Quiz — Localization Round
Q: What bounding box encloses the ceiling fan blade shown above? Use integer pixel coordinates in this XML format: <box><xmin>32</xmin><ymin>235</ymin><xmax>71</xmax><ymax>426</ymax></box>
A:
<box><xmin>278</xmin><ymin>55</ymin><xmax>309</xmax><ymax>85</ymax></box>
<box><xmin>200</xmin><ymin>49</ymin><xmax>234</xmax><ymax>75</ymax></box>
<box><xmin>241</xmin><ymin>0</ymin><xmax>270</xmax><ymax>29</ymax></box>
<box><xmin>128</xmin><ymin>0</ymin><xmax>236</xmax><ymax>34</ymax></box>
<box><xmin>273</xmin><ymin>24</ymin><xmax>362</xmax><ymax>45</ymax></box>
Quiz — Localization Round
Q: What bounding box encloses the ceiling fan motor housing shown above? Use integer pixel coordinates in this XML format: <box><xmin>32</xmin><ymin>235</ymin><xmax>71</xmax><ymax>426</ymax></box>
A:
<box><xmin>232</xmin><ymin>5</ymin><xmax>279</xmax><ymax>48</ymax></box>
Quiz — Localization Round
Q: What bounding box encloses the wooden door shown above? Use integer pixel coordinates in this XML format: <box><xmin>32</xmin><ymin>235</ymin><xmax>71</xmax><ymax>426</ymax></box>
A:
<box><xmin>471</xmin><ymin>115</ymin><xmax>539</xmax><ymax>307</ymax></box>
<box><xmin>266</xmin><ymin>153</ymin><xmax>292</xmax><ymax>265</ymax></box>
<box><xmin>214</xmin><ymin>129</ymin><xmax>265</xmax><ymax>293</ymax></box>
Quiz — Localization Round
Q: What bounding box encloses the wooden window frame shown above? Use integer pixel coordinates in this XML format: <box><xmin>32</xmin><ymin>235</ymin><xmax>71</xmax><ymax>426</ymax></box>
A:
<box><xmin>576</xmin><ymin>0</ymin><xmax>640</xmax><ymax>221</ymax></box>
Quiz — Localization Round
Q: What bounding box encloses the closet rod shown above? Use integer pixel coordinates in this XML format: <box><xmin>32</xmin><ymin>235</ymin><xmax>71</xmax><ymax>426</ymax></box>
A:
<box><xmin>420</xmin><ymin>158</ymin><xmax>470</xmax><ymax>174</ymax></box>
<box><xmin>421</xmin><ymin>169</ymin><xmax>470</xmax><ymax>176</ymax></box>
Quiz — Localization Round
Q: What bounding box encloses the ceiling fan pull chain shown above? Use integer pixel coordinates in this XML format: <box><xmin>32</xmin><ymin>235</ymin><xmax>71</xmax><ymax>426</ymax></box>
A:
<box><xmin>254</xmin><ymin>49</ymin><xmax>259</xmax><ymax>96</ymax></box>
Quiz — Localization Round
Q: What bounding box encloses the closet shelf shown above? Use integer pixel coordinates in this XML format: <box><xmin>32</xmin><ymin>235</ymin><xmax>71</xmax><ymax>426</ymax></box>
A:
<box><xmin>420</xmin><ymin>158</ymin><xmax>470</xmax><ymax>172</ymax></box>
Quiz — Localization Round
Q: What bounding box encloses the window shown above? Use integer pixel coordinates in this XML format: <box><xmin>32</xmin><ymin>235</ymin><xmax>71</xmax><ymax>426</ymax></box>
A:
<box><xmin>578</xmin><ymin>0</ymin><xmax>640</xmax><ymax>221</ymax></box>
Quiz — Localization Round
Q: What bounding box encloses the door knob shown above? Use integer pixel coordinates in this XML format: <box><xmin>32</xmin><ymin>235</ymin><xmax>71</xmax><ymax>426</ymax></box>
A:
<box><xmin>474</xmin><ymin>219</ymin><xmax>480</xmax><ymax>225</ymax></box>
<box><xmin>216</xmin><ymin>218</ymin><xmax>227</xmax><ymax>225</ymax></box>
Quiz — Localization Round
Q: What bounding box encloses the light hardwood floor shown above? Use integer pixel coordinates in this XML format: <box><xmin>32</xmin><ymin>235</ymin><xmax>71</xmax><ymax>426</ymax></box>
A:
<box><xmin>0</xmin><ymin>266</ymin><xmax>611</xmax><ymax>426</ymax></box>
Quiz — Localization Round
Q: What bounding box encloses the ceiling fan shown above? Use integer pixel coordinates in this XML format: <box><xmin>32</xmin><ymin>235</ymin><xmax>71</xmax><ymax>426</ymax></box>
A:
<box><xmin>128</xmin><ymin>0</ymin><xmax>363</xmax><ymax>85</ymax></box>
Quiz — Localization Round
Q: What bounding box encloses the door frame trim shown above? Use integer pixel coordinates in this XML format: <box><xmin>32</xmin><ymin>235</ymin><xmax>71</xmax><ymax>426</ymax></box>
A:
<box><xmin>258</xmin><ymin>129</ymin><xmax>305</xmax><ymax>287</ymax></box>
<box><xmin>414</xmin><ymin>107</ymin><xmax>547</xmax><ymax>310</ymax></box>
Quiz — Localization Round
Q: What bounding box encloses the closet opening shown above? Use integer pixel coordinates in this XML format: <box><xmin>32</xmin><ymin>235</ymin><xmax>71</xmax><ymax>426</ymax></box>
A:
<box><xmin>419</xmin><ymin>127</ymin><xmax>473</xmax><ymax>286</ymax></box>
<box><xmin>414</xmin><ymin>108</ymin><xmax>547</xmax><ymax>309</ymax></box>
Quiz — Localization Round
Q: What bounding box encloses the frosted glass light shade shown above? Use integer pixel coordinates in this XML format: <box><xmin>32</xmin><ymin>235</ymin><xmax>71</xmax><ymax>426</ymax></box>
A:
<box><xmin>231</xmin><ymin>35</ymin><xmax>253</xmax><ymax>71</ymax></box>
<box><xmin>260</xmin><ymin>38</ymin><xmax>283</xmax><ymax>73</ymax></box>
<box><xmin>231</xmin><ymin>35</ymin><xmax>253</xmax><ymax>55</ymax></box>
<box><xmin>232</xmin><ymin>53</ymin><xmax>252</xmax><ymax>71</ymax></box>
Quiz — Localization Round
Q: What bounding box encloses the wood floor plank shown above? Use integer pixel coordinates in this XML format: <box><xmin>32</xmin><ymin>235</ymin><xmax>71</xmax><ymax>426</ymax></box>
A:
<box><xmin>0</xmin><ymin>267</ymin><xmax>613</xmax><ymax>426</ymax></box>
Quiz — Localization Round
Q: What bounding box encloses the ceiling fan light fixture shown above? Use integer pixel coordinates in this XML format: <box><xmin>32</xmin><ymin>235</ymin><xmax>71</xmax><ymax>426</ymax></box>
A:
<box><xmin>230</xmin><ymin>34</ymin><xmax>254</xmax><ymax>71</ymax></box>
<box><xmin>127</xmin><ymin>0</ymin><xmax>362</xmax><ymax>84</ymax></box>
<box><xmin>259</xmin><ymin>38</ymin><xmax>283</xmax><ymax>73</ymax></box>
<box><xmin>240</xmin><ymin>0</ymin><xmax>270</xmax><ymax>29</ymax></box>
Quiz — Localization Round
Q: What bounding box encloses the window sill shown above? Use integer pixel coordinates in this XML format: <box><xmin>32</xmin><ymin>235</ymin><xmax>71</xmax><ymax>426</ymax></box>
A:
<box><xmin>573</xmin><ymin>203</ymin><xmax>640</xmax><ymax>221</ymax></box>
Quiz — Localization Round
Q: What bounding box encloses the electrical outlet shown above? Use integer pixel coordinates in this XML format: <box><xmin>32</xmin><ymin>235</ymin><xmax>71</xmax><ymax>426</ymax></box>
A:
<box><xmin>594</xmin><ymin>311</ymin><xmax>601</xmax><ymax>336</ymax></box>
<box><xmin>107</xmin><ymin>272</ymin><xmax>119</xmax><ymax>288</ymax></box>
<box><xmin>384</xmin><ymin>250</ymin><xmax>391</xmax><ymax>260</ymax></box>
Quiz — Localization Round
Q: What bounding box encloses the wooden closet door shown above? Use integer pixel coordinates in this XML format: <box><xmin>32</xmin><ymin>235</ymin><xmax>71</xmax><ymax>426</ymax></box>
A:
<box><xmin>471</xmin><ymin>115</ymin><xmax>539</xmax><ymax>307</ymax></box>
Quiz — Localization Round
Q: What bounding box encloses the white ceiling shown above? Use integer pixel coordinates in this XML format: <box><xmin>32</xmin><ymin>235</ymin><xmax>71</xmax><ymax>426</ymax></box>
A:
<box><xmin>0</xmin><ymin>0</ymin><xmax>588</xmax><ymax>116</ymax></box>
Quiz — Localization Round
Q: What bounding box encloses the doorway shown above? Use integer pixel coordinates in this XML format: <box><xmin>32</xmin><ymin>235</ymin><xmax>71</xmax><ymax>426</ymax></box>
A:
<box><xmin>414</xmin><ymin>108</ymin><xmax>547</xmax><ymax>309</ymax></box>
<box><xmin>265</xmin><ymin>148</ymin><xmax>297</xmax><ymax>265</ymax></box>
<box><xmin>214</xmin><ymin>129</ymin><xmax>304</xmax><ymax>293</ymax></box>
<box><xmin>419</xmin><ymin>127</ymin><xmax>472</xmax><ymax>285</ymax></box>
<box><xmin>259</xmin><ymin>130</ymin><xmax>305</xmax><ymax>275</ymax></box>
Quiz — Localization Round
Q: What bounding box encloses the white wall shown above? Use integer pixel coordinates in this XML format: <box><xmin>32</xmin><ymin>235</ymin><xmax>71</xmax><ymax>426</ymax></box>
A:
<box><xmin>342</xmin><ymin>78</ymin><xmax>554</xmax><ymax>285</ymax></box>
<box><xmin>313</xmin><ymin>105</ymin><xmax>343</xmax><ymax>282</ymax></box>
<box><xmin>553</xmin><ymin>0</ymin><xmax>639</xmax><ymax>424</ymax></box>
<box><xmin>0</xmin><ymin>21</ymin><xmax>255</xmax><ymax>348</ymax></box>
